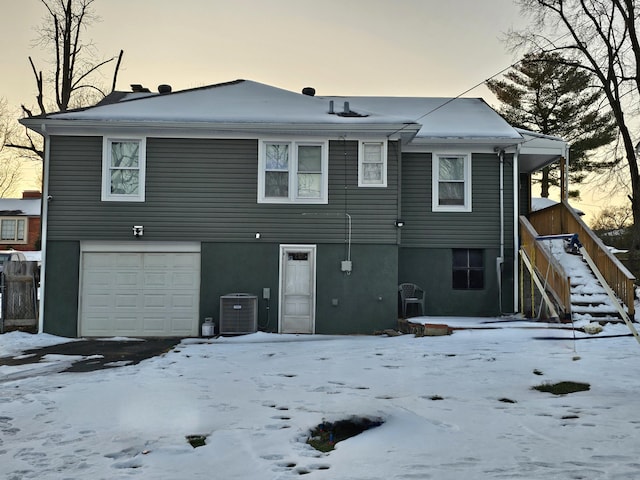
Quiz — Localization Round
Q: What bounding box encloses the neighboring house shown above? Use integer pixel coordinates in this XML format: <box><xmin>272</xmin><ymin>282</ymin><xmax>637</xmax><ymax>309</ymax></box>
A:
<box><xmin>21</xmin><ymin>80</ymin><xmax>567</xmax><ymax>338</ymax></box>
<box><xmin>0</xmin><ymin>191</ymin><xmax>42</xmax><ymax>251</ymax></box>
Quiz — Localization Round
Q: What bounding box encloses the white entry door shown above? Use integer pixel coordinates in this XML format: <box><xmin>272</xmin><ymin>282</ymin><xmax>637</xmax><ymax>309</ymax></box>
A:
<box><xmin>279</xmin><ymin>245</ymin><xmax>316</xmax><ymax>334</ymax></box>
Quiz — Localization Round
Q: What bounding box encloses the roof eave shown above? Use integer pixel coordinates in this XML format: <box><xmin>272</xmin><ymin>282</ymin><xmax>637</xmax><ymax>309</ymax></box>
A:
<box><xmin>403</xmin><ymin>136</ymin><xmax>523</xmax><ymax>151</ymax></box>
<box><xmin>20</xmin><ymin>118</ymin><xmax>421</xmax><ymax>139</ymax></box>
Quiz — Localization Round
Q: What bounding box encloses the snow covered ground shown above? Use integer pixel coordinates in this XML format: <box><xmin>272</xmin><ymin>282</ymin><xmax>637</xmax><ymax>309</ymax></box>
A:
<box><xmin>1</xmin><ymin>318</ymin><xmax>639</xmax><ymax>479</ymax></box>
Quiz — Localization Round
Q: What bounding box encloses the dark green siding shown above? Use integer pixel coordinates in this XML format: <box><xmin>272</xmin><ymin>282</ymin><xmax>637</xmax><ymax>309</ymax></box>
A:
<box><xmin>398</xmin><ymin>151</ymin><xmax>516</xmax><ymax>315</ymax></box>
<box><xmin>43</xmin><ymin>241</ymin><xmax>80</xmax><ymax>337</ymax></box>
<box><xmin>200</xmin><ymin>242</ymin><xmax>398</xmax><ymax>334</ymax></box>
<box><xmin>47</xmin><ymin>136</ymin><xmax>399</xmax><ymax>245</ymax></box>
<box><xmin>400</xmin><ymin>152</ymin><xmax>514</xmax><ymax>248</ymax></box>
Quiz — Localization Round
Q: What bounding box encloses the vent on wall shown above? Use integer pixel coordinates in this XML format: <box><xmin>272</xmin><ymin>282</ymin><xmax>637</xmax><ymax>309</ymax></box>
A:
<box><xmin>219</xmin><ymin>293</ymin><xmax>258</xmax><ymax>334</ymax></box>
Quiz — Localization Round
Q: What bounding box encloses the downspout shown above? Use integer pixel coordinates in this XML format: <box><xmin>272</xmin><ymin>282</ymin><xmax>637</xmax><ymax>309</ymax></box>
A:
<box><xmin>496</xmin><ymin>149</ymin><xmax>505</xmax><ymax>314</ymax></box>
<box><xmin>38</xmin><ymin>125</ymin><xmax>50</xmax><ymax>334</ymax></box>
<box><xmin>396</xmin><ymin>140</ymin><xmax>402</xmax><ymax>246</ymax></box>
<box><xmin>513</xmin><ymin>144</ymin><xmax>520</xmax><ymax>314</ymax></box>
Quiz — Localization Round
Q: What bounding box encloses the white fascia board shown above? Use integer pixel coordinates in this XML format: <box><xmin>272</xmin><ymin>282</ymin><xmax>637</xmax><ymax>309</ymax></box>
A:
<box><xmin>403</xmin><ymin>137</ymin><xmax>523</xmax><ymax>153</ymax></box>
<box><xmin>20</xmin><ymin>119</ymin><xmax>421</xmax><ymax>140</ymax></box>
<box><xmin>518</xmin><ymin>143</ymin><xmax>567</xmax><ymax>157</ymax></box>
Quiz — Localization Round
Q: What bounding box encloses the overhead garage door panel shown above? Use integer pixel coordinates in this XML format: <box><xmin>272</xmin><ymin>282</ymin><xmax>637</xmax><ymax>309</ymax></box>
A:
<box><xmin>81</xmin><ymin>251</ymin><xmax>200</xmax><ymax>337</ymax></box>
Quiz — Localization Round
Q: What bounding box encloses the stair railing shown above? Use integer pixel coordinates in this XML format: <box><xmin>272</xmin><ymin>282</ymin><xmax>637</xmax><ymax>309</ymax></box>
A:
<box><xmin>520</xmin><ymin>215</ymin><xmax>572</xmax><ymax>317</ymax></box>
<box><xmin>528</xmin><ymin>200</ymin><xmax>635</xmax><ymax>317</ymax></box>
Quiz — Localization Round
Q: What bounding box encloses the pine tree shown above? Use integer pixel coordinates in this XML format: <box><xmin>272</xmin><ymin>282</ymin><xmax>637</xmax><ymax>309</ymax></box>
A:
<box><xmin>486</xmin><ymin>51</ymin><xmax>617</xmax><ymax>198</ymax></box>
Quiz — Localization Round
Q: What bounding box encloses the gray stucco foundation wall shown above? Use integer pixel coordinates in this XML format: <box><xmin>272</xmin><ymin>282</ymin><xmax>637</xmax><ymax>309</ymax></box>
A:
<box><xmin>43</xmin><ymin>241</ymin><xmax>80</xmax><ymax>337</ymax></box>
<box><xmin>200</xmin><ymin>243</ymin><xmax>398</xmax><ymax>335</ymax></box>
<box><xmin>398</xmin><ymin>247</ymin><xmax>515</xmax><ymax>317</ymax></box>
<box><xmin>315</xmin><ymin>244</ymin><xmax>398</xmax><ymax>334</ymax></box>
<box><xmin>200</xmin><ymin>242</ymin><xmax>280</xmax><ymax>333</ymax></box>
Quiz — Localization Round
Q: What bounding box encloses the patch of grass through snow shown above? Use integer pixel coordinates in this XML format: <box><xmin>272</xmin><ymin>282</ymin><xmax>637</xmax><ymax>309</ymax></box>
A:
<box><xmin>532</xmin><ymin>381</ymin><xmax>590</xmax><ymax>395</ymax></box>
<box><xmin>307</xmin><ymin>417</ymin><xmax>384</xmax><ymax>453</ymax></box>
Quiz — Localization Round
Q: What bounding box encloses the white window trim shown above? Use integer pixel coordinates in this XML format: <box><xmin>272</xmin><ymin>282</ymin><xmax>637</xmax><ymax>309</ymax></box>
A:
<box><xmin>358</xmin><ymin>140</ymin><xmax>388</xmax><ymax>187</ymax></box>
<box><xmin>0</xmin><ymin>217</ymin><xmax>27</xmax><ymax>244</ymax></box>
<box><xmin>102</xmin><ymin>137</ymin><xmax>146</xmax><ymax>202</ymax></box>
<box><xmin>432</xmin><ymin>152</ymin><xmax>472</xmax><ymax>212</ymax></box>
<box><xmin>257</xmin><ymin>139</ymin><xmax>329</xmax><ymax>204</ymax></box>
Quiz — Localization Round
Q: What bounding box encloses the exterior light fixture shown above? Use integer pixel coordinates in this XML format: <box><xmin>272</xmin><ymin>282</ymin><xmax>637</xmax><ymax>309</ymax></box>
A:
<box><xmin>255</xmin><ymin>232</ymin><xmax>261</xmax><ymax>239</ymax></box>
<box><xmin>395</xmin><ymin>220</ymin><xmax>405</xmax><ymax>228</ymax></box>
<box><xmin>133</xmin><ymin>225</ymin><xmax>144</xmax><ymax>237</ymax></box>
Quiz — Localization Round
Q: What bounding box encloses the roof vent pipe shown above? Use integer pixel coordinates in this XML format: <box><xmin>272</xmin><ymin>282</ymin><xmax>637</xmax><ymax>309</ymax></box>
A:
<box><xmin>302</xmin><ymin>87</ymin><xmax>316</xmax><ymax>96</ymax></box>
<box><xmin>343</xmin><ymin>101</ymin><xmax>350</xmax><ymax>114</ymax></box>
<box><xmin>329</xmin><ymin>100</ymin><xmax>334</xmax><ymax>114</ymax></box>
<box><xmin>158</xmin><ymin>84</ymin><xmax>172</xmax><ymax>94</ymax></box>
<box><xmin>131</xmin><ymin>84</ymin><xmax>150</xmax><ymax>93</ymax></box>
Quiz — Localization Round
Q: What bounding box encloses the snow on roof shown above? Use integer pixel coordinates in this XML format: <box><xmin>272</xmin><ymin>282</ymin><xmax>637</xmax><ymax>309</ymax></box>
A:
<box><xmin>0</xmin><ymin>198</ymin><xmax>41</xmax><ymax>216</ymax></box>
<box><xmin>52</xmin><ymin>80</ymin><xmax>402</xmax><ymax>125</ymax></box>
<box><xmin>47</xmin><ymin>80</ymin><xmax>521</xmax><ymax>141</ymax></box>
<box><xmin>531</xmin><ymin>197</ymin><xmax>584</xmax><ymax>216</ymax></box>
<box><xmin>320</xmin><ymin>96</ymin><xmax>520</xmax><ymax>141</ymax></box>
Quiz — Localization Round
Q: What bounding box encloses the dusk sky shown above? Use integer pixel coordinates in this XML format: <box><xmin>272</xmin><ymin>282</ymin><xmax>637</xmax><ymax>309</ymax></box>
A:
<box><xmin>3</xmin><ymin>0</ymin><xmax>527</xmax><ymax>107</ymax></box>
<box><xmin>0</xmin><ymin>1</ymin><xmax>615</xmax><ymax>218</ymax></box>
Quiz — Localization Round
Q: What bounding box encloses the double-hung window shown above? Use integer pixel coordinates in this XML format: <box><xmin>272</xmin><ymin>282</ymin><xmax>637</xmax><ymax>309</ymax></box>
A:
<box><xmin>358</xmin><ymin>140</ymin><xmax>387</xmax><ymax>187</ymax></box>
<box><xmin>0</xmin><ymin>218</ymin><xmax>26</xmax><ymax>243</ymax></box>
<box><xmin>102</xmin><ymin>138</ymin><xmax>146</xmax><ymax>202</ymax></box>
<box><xmin>259</xmin><ymin>140</ymin><xmax>328</xmax><ymax>203</ymax></box>
<box><xmin>432</xmin><ymin>153</ymin><xmax>471</xmax><ymax>212</ymax></box>
<box><xmin>452</xmin><ymin>249</ymin><xmax>484</xmax><ymax>290</ymax></box>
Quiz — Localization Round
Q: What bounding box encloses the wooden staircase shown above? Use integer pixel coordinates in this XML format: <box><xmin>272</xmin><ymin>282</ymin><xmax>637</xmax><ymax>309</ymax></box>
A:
<box><xmin>541</xmin><ymin>237</ymin><xmax>622</xmax><ymax>323</ymax></box>
<box><xmin>520</xmin><ymin>200</ymin><xmax>636</xmax><ymax>322</ymax></box>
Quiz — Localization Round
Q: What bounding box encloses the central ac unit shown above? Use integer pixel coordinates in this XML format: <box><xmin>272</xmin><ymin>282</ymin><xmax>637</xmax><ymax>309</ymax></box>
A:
<box><xmin>219</xmin><ymin>293</ymin><xmax>258</xmax><ymax>334</ymax></box>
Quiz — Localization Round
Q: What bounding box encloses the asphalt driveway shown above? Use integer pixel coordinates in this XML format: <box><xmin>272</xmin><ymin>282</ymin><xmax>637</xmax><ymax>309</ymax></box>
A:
<box><xmin>0</xmin><ymin>337</ymin><xmax>182</xmax><ymax>373</ymax></box>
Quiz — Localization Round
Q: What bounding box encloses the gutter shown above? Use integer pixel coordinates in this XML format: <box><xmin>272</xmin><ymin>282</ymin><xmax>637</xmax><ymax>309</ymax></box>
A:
<box><xmin>19</xmin><ymin>119</ymin><xmax>422</xmax><ymax>140</ymax></box>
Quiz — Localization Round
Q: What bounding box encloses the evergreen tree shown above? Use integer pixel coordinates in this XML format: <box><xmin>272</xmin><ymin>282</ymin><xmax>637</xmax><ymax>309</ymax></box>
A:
<box><xmin>486</xmin><ymin>51</ymin><xmax>617</xmax><ymax>198</ymax></box>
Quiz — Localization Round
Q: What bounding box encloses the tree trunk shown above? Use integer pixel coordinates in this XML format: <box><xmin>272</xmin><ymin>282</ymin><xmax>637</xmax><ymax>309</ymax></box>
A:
<box><xmin>540</xmin><ymin>166</ymin><xmax>550</xmax><ymax>198</ymax></box>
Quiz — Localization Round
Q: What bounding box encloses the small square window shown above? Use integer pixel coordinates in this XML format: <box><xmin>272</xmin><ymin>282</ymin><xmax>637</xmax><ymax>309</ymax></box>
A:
<box><xmin>358</xmin><ymin>140</ymin><xmax>387</xmax><ymax>187</ymax></box>
<box><xmin>102</xmin><ymin>138</ymin><xmax>146</xmax><ymax>202</ymax></box>
<box><xmin>432</xmin><ymin>153</ymin><xmax>471</xmax><ymax>212</ymax></box>
<box><xmin>452</xmin><ymin>248</ymin><xmax>484</xmax><ymax>289</ymax></box>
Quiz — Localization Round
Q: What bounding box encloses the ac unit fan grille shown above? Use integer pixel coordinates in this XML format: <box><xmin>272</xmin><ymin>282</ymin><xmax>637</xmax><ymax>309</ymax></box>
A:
<box><xmin>219</xmin><ymin>294</ymin><xmax>258</xmax><ymax>334</ymax></box>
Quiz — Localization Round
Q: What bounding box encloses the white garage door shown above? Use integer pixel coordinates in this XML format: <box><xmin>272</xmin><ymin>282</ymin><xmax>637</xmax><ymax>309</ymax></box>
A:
<box><xmin>80</xmin><ymin>250</ymin><xmax>200</xmax><ymax>337</ymax></box>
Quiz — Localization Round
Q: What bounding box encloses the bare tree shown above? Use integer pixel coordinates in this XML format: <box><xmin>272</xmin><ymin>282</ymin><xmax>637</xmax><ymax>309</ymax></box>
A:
<box><xmin>592</xmin><ymin>205</ymin><xmax>633</xmax><ymax>232</ymax></box>
<box><xmin>513</xmin><ymin>1</ymin><xmax>640</xmax><ymax>251</ymax></box>
<box><xmin>0</xmin><ymin>99</ymin><xmax>25</xmax><ymax>197</ymax></box>
<box><xmin>8</xmin><ymin>0</ymin><xmax>123</xmax><ymax>158</ymax></box>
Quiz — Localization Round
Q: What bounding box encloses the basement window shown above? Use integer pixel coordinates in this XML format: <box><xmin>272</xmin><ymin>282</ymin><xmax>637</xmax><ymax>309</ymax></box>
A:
<box><xmin>102</xmin><ymin>138</ymin><xmax>146</xmax><ymax>202</ymax></box>
<box><xmin>452</xmin><ymin>249</ymin><xmax>484</xmax><ymax>289</ymax></box>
